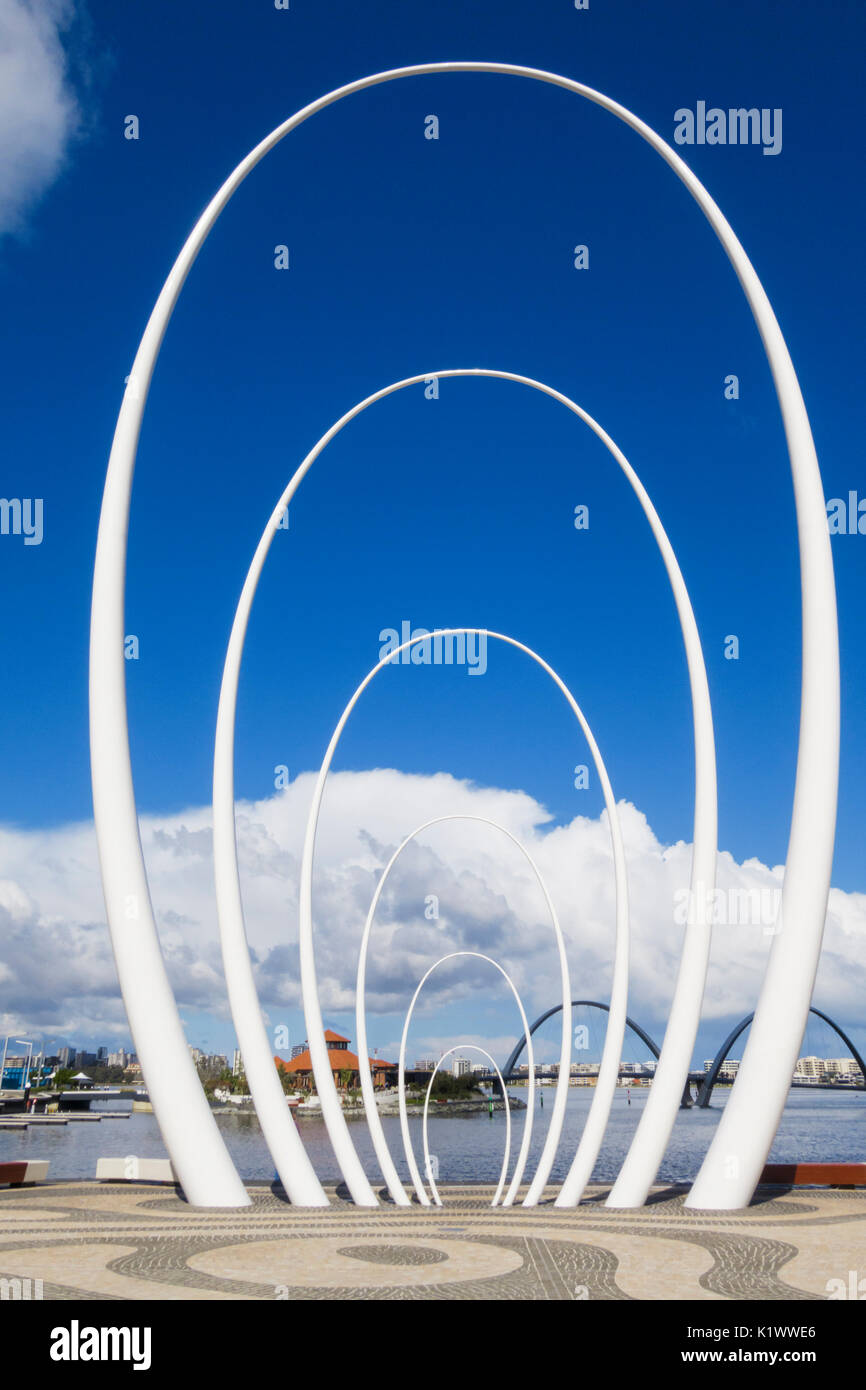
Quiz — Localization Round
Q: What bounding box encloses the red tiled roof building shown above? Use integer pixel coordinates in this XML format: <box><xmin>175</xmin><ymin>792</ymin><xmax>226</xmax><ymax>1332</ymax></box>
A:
<box><xmin>274</xmin><ymin>1030</ymin><xmax>396</xmax><ymax>1091</ymax></box>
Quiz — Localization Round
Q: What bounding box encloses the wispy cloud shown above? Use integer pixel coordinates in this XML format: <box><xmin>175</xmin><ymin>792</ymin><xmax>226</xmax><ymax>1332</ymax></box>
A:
<box><xmin>0</xmin><ymin>0</ymin><xmax>82</xmax><ymax>237</ymax></box>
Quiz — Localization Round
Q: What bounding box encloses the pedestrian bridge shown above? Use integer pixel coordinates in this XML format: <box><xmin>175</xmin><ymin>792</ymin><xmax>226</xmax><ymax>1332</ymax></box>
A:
<box><xmin>486</xmin><ymin>1001</ymin><xmax>865</xmax><ymax>1108</ymax></box>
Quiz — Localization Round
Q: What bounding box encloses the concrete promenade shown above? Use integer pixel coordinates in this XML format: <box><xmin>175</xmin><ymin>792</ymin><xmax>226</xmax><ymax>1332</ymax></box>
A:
<box><xmin>0</xmin><ymin>1181</ymin><xmax>862</xmax><ymax>1301</ymax></box>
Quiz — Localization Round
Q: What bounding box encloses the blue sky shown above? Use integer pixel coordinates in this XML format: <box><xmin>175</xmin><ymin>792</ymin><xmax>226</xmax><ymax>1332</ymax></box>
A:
<box><xmin>1</xmin><ymin>0</ymin><xmax>864</xmax><ymax>1067</ymax></box>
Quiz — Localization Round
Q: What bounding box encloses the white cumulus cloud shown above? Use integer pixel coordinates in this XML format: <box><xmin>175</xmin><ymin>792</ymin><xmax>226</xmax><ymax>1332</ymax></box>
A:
<box><xmin>0</xmin><ymin>769</ymin><xmax>864</xmax><ymax>1065</ymax></box>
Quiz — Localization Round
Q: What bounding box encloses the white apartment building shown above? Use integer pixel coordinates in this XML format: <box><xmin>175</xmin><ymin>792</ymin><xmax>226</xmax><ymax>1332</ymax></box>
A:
<box><xmin>796</xmin><ymin>1056</ymin><xmax>822</xmax><ymax>1078</ymax></box>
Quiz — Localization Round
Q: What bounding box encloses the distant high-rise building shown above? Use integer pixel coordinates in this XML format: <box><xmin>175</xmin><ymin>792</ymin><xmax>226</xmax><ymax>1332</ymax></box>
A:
<box><xmin>232</xmin><ymin>1049</ymin><xmax>244</xmax><ymax>1077</ymax></box>
<box><xmin>452</xmin><ymin>1057</ymin><xmax>470</xmax><ymax>1078</ymax></box>
<box><xmin>58</xmin><ymin>1048</ymin><xmax>72</xmax><ymax>1068</ymax></box>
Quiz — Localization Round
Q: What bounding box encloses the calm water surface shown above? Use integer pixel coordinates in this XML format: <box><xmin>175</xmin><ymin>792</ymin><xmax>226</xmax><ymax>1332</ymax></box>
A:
<box><xmin>1</xmin><ymin>1087</ymin><xmax>862</xmax><ymax>1185</ymax></box>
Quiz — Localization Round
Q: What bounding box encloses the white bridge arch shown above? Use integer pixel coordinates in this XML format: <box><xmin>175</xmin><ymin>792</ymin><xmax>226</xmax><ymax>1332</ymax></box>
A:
<box><xmin>355</xmin><ymin>833</ymin><xmax>546</xmax><ymax>1208</ymax></box>
<box><xmin>420</xmin><ymin>1044</ymin><xmax>513</xmax><ymax>1209</ymax></box>
<box><xmin>396</xmin><ymin>952</ymin><xmax>534</xmax><ymax>1208</ymax></box>
<box><xmin>213</xmin><ymin>368</ymin><xmax>714</xmax><ymax>1209</ymax></box>
<box><xmin>296</xmin><ymin>629</ymin><xmax>629</xmax><ymax>1207</ymax></box>
<box><xmin>90</xmin><ymin>63</ymin><xmax>838</xmax><ymax>1210</ymax></box>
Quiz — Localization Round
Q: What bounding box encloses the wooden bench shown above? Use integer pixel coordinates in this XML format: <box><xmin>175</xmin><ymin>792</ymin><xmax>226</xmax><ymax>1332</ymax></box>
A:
<box><xmin>760</xmin><ymin>1163</ymin><xmax>866</xmax><ymax>1188</ymax></box>
<box><xmin>0</xmin><ymin>1160</ymin><xmax>49</xmax><ymax>1187</ymax></box>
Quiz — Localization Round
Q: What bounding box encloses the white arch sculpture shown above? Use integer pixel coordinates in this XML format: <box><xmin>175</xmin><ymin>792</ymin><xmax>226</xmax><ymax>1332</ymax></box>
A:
<box><xmin>393</xmin><ymin>949</ymin><xmax>536</xmax><ymax>1207</ymax></box>
<box><xmin>214</xmin><ymin>368</ymin><xmax>714</xmax><ymax>1209</ymax></box>
<box><xmin>90</xmin><ymin>63</ymin><xmax>838</xmax><ymax>1209</ymax></box>
<box><xmin>421</xmin><ymin>1046</ymin><xmax>512</xmax><ymax>1208</ymax></box>
<box><xmin>355</xmin><ymin>832</ymin><xmax>547</xmax><ymax>1207</ymax></box>
<box><xmin>297</xmin><ymin>629</ymin><xmax>629</xmax><ymax>1207</ymax></box>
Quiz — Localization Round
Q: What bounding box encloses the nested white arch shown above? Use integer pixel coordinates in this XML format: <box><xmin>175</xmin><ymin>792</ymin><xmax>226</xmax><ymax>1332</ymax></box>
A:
<box><xmin>355</xmin><ymin>828</ymin><xmax>548</xmax><ymax>1207</ymax></box>
<box><xmin>213</xmin><ymin>368</ymin><xmax>714</xmax><ymax>1208</ymax></box>
<box><xmin>420</xmin><ymin>1045</ymin><xmax>512</xmax><ymax>1208</ymax></box>
<box><xmin>383</xmin><ymin>944</ymin><xmax>536</xmax><ymax>1207</ymax></box>
<box><xmin>397</xmin><ymin>958</ymin><xmax>530</xmax><ymax>1207</ymax></box>
<box><xmin>91</xmin><ymin>63</ymin><xmax>838</xmax><ymax>1209</ymax></box>
<box><xmin>297</xmin><ymin>629</ymin><xmax>629</xmax><ymax>1207</ymax></box>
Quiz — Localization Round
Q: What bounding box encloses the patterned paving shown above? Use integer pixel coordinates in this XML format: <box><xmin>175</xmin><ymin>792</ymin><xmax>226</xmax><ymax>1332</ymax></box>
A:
<box><xmin>0</xmin><ymin>1182</ymin><xmax>862</xmax><ymax>1301</ymax></box>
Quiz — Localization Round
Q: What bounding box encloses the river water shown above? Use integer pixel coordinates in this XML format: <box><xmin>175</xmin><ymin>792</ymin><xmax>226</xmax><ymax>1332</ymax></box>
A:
<box><xmin>1</xmin><ymin>1087</ymin><xmax>862</xmax><ymax>1186</ymax></box>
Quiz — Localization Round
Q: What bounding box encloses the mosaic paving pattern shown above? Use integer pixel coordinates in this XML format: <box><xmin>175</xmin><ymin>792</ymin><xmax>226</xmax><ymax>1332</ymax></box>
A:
<box><xmin>337</xmin><ymin>1243</ymin><xmax>449</xmax><ymax>1266</ymax></box>
<box><xmin>0</xmin><ymin>1182</ymin><xmax>862</xmax><ymax>1301</ymax></box>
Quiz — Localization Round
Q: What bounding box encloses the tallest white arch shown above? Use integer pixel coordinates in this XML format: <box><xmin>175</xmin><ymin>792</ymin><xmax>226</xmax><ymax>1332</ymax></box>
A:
<box><xmin>90</xmin><ymin>62</ymin><xmax>838</xmax><ymax>1208</ymax></box>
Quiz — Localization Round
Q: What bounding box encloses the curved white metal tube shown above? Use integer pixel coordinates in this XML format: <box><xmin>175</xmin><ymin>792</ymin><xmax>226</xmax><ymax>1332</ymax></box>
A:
<box><xmin>389</xmin><ymin>947</ymin><xmax>535</xmax><ymax>1207</ymax></box>
<box><xmin>214</xmin><ymin>595</ymin><xmax>329</xmax><ymax>1201</ymax></box>
<box><xmin>91</xmin><ymin>62</ymin><xmax>837</xmax><ymax>1209</ymax></box>
<box><xmin>421</xmin><ymin>1046</ymin><xmax>511</xmax><ymax>1207</ymax></box>
<box><xmin>213</xmin><ymin>742</ymin><xmax>329</xmax><ymax>1206</ymax></box>
<box><xmin>215</xmin><ymin>367</ymin><xmax>713</xmax><ymax>1208</ymax></box>
<box><xmin>299</xmin><ymin>628</ymin><xmax>629</xmax><ymax>1207</ymax></box>
<box><xmin>356</xmin><ymin>828</ymin><xmax>547</xmax><ymax>1207</ymax></box>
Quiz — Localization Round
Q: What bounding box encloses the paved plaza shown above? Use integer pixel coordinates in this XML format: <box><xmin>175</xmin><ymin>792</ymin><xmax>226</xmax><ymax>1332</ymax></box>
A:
<box><xmin>0</xmin><ymin>1181</ymin><xmax>862</xmax><ymax>1300</ymax></box>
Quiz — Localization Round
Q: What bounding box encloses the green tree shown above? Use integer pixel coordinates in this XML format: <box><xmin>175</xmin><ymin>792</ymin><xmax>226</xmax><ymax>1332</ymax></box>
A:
<box><xmin>428</xmin><ymin>1070</ymin><xmax>481</xmax><ymax>1099</ymax></box>
<box><xmin>277</xmin><ymin>1064</ymin><xmax>298</xmax><ymax>1095</ymax></box>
